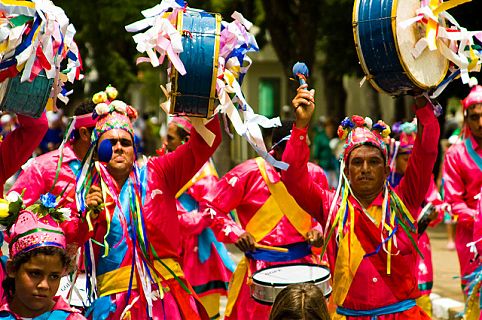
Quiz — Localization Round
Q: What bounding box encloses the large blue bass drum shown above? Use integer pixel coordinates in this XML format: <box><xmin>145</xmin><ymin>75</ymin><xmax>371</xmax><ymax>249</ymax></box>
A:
<box><xmin>170</xmin><ymin>9</ymin><xmax>221</xmax><ymax>118</ymax></box>
<box><xmin>353</xmin><ymin>0</ymin><xmax>448</xmax><ymax>96</ymax></box>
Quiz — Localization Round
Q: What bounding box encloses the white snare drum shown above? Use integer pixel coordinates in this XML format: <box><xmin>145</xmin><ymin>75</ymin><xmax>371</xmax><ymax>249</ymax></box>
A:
<box><xmin>57</xmin><ymin>273</ymin><xmax>89</xmax><ymax>308</ymax></box>
<box><xmin>250</xmin><ymin>264</ymin><xmax>332</xmax><ymax>305</ymax></box>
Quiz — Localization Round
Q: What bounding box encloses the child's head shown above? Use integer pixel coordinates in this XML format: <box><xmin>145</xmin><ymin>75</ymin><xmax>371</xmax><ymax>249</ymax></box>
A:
<box><xmin>2</xmin><ymin>209</ymin><xmax>70</xmax><ymax>317</ymax></box>
<box><xmin>269</xmin><ymin>283</ymin><xmax>330</xmax><ymax>320</ymax></box>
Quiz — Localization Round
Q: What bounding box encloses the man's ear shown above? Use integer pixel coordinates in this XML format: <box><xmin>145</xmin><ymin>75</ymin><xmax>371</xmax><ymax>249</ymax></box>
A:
<box><xmin>6</xmin><ymin>259</ymin><xmax>16</xmax><ymax>278</ymax></box>
<box><xmin>79</xmin><ymin>127</ymin><xmax>91</xmax><ymax>142</ymax></box>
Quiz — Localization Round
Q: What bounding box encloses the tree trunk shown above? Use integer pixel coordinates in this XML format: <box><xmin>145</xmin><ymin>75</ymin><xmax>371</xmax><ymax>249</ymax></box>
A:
<box><xmin>322</xmin><ymin>73</ymin><xmax>346</xmax><ymax>123</ymax></box>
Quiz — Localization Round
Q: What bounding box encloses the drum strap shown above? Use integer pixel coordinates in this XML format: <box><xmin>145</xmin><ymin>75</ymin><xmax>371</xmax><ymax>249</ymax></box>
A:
<box><xmin>250</xmin><ymin>157</ymin><xmax>313</xmax><ymax>239</ymax></box>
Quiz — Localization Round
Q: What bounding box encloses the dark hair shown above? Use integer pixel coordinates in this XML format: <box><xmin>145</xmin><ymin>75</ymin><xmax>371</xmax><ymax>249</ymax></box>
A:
<box><xmin>271</xmin><ymin>120</ymin><xmax>294</xmax><ymax>151</ymax></box>
<box><xmin>175</xmin><ymin>125</ymin><xmax>190</xmax><ymax>142</ymax></box>
<box><xmin>269</xmin><ymin>283</ymin><xmax>330</xmax><ymax>320</ymax></box>
<box><xmin>2</xmin><ymin>247</ymin><xmax>70</xmax><ymax>300</ymax></box>
<box><xmin>73</xmin><ymin>100</ymin><xmax>96</xmax><ymax>140</ymax></box>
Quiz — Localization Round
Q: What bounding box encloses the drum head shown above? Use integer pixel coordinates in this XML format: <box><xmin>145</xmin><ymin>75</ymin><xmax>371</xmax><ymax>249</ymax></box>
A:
<box><xmin>396</xmin><ymin>0</ymin><xmax>448</xmax><ymax>89</ymax></box>
<box><xmin>252</xmin><ymin>264</ymin><xmax>330</xmax><ymax>287</ymax></box>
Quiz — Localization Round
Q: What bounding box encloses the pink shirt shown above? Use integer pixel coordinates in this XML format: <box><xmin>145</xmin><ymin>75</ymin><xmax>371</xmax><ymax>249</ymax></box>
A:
<box><xmin>443</xmin><ymin>134</ymin><xmax>482</xmax><ymax>222</ymax></box>
<box><xmin>281</xmin><ymin>105</ymin><xmax>439</xmax><ymax>311</ymax></box>
<box><xmin>0</xmin><ymin>113</ymin><xmax>48</xmax><ymax>189</ymax></box>
<box><xmin>206</xmin><ymin>159</ymin><xmax>328</xmax><ymax>246</ymax></box>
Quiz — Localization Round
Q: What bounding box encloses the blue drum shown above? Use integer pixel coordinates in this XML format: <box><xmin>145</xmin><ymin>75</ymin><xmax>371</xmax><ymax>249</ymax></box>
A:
<box><xmin>353</xmin><ymin>0</ymin><xmax>448</xmax><ymax>96</ymax></box>
<box><xmin>0</xmin><ymin>71</ymin><xmax>53</xmax><ymax>118</ymax></box>
<box><xmin>170</xmin><ymin>9</ymin><xmax>221</xmax><ymax>118</ymax></box>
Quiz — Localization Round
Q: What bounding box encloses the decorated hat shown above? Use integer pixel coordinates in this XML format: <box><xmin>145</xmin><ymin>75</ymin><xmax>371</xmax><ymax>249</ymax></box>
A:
<box><xmin>2</xmin><ymin>192</ymin><xmax>70</xmax><ymax>258</ymax></box>
<box><xmin>169</xmin><ymin>115</ymin><xmax>192</xmax><ymax>134</ymax></box>
<box><xmin>338</xmin><ymin>115</ymin><xmax>391</xmax><ymax>163</ymax></box>
<box><xmin>91</xmin><ymin>85</ymin><xmax>138</xmax><ymax>143</ymax></box>
<box><xmin>461</xmin><ymin>78</ymin><xmax>482</xmax><ymax>110</ymax></box>
<box><xmin>398</xmin><ymin>121</ymin><xmax>417</xmax><ymax>154</ymax></box>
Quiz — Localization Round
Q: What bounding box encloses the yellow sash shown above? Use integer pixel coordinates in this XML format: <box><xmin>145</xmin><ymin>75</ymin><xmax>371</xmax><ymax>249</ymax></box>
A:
<box><xmin>176</xmin><ymin>159</ymin><xmax>218</xmax><ymax>199</ymax></box>
<box><xmin>224</xmin><ymin>157</ymin><xmax>313</xmax><ymax>316</ymax></box>
<box><xmin>97</xmin><ymin>258</ymin><xmax>184</xmax><ymax>297</ymax></box>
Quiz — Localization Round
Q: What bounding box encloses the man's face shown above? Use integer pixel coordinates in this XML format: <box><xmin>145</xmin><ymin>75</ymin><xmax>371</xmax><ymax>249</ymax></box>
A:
<box><xmin>466</xmin><ymin>104</ymin><xmax>482</xmax><ymax>141</ymax></box>
<box><xmin>98</xmin><ymin>129</ymin><xmax>135</xmax><ymax>178</ymax></box>
<box><xmin>166</xmin><ymin>123</ymin><xmax>184</xmax><ymax>152</ymax></box>
<box><xmin>395</xmin><ymin>153</ymin><xmax>410</xmax><ymax>174</ymax></box>
<box><xmin>345</xmin><ymin>145</ymin><xmax>389</xmax><ymax>199</ymax></box>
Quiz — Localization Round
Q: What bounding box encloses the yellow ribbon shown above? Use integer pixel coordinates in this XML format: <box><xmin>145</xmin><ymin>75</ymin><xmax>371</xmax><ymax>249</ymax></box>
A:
<box><xmin>97</xmin><ymin>258</ymin><xmax>183</xmax><ymax>297</ymax></box>
<box><xmin>224</xmin><ymin>158</ymin><xmax>313</xmax><ymax>316</ymax></box>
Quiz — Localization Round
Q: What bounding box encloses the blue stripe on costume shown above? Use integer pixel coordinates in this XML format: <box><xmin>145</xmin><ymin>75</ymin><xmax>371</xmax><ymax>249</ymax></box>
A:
<box><xmin>245</xmin><ymin>242</ymin><xmax>312</xmax><ymax>262</ymax></box>
<box><xmin>337</xmin><ymin>299</ymin><xmax>416</xmax><ymax>319</ymax></box>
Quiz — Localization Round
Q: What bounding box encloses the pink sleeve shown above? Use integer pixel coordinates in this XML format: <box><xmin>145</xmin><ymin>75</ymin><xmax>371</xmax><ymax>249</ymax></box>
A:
<box><xmin>474</xmin><ymin>189</ymin><xmax>482</xmax><ymax>253</ymax></box>
<box><xmin>149</xmin><ymin>115</ymin><xmax>221</xmax><ymax>197</ymax></box>
<box><xmin>397</xmin><ymin>104</ymin><xmax>440</xmax><ymax>215</ymax></box>
<box><xmin>204</xmin><ymin>167</ymin><xmax>250</xmax><ymax>243</ymax></box>
<box><xmin>281</xmin><ymin>125</ymin><xmax>330</xmax><ymax>225</ymax></box>
<box><xmin>0</xmin><ymin>113</ymin><xmax>48</xmax><ymax>187</ymax></box>
<box><xmin>443</xmin><ymin>146</ymin><xmax>477</xmax><ymax>222</ymax></box>
<box><xmin>9</xmin><ymin>157</ymin><xmax>47</xmax><ymax>206</ymax></box>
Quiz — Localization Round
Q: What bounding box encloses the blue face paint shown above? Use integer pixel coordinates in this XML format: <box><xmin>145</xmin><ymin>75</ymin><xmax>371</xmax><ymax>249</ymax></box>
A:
<box><xmin>98</xmin><ymin>139</ymin><xmax>113</xmax><ymax>163</ymax></box>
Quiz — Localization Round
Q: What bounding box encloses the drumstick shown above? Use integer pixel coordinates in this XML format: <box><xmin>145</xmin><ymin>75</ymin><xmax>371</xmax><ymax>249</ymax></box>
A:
<box><xmin>292</xmin><ymin>62</ymin><xmax>309</xmax><ymax>86</ymax></box>
<box><xmin>255</xmin><ymin>243</ymin><xmax>289</xmax><ymax>253</ymax></box>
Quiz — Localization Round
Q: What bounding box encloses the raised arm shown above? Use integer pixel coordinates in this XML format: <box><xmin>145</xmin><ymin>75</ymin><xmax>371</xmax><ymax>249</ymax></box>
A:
<box><xmin>0</xmin><ymin>113</ymin><xmax>48</xmax><ymax>187</ymax></box>
<box><xmin>397</xmin><ymin>98</ymin><xmax>440</xmax><ymax>214</ymax></box>
<box><xmin>150</xmin><ymin>115</ymin><xmax>221</xmax><ymax>197</ymax></box>
<box><xmin>281</xmin><ymin>85</ymin><xmax>330</xmax><ymax>224</ymax></box>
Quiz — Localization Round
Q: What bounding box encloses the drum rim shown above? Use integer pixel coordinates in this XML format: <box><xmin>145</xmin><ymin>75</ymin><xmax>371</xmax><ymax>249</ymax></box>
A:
<box><xmin>251</xmin><ymin>263</ymin><xmax>331</xmax><ymax>287</ymax></box>
<box><xmin>352</xmin><ymin>0</ymin><xmax>387</xmax><ymax>95</ymax></box>
<box><xmin>352</xmin><ymin>0</ymin><xmax>449</xmax><ymax>95</ymax></box>
<box><xmin>391</xmin><ymin>0</ymin><xmax>449</xmax><ymax>91</ymax></box>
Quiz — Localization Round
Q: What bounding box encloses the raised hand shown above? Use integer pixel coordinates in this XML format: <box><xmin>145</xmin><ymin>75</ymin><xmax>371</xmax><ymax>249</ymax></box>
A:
<box><xmin>292</xmin><ymin>84</ymin><xmax>315</xmax><ymax>129</ymax></box>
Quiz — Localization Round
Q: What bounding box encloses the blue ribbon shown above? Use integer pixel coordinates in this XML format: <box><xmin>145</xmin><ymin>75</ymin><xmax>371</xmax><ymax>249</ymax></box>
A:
<box><xmin>465</xmin><ymin>138</ymin><xmax>482</xmax><ymax>171</ymax></box>
<box><xmin>0</xmin><ymin>310</ymin><xmax>70</xmax><ymax>320</ymax></box>
<box><xmin>84</xmin><ymin>296</ymin><xmax>116</xmax><ymax>320</ymax></box>
<box><xmin>245</xmin><ymin>242</ymin><xmax>312</xmax><ymax>262</ymax></box>
<box><xmin>198</xmin><ymin>227</ymin><xmax>235</xmax><ymax>273</ymax></box>
<box><xmin>337</xmin><ymin>299</ymin><xmax>416</xmax><ymax>319</ymax></box>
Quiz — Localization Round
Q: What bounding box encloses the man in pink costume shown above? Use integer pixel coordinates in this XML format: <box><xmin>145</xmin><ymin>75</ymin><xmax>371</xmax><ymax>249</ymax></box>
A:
<box><xmin>388</xmin><ymin>122</ymin><xmax>444</xmax><ymax>317</ymax></box>
<box><xmin>281</xmin><ymin>84</ymin><xmax>439</xmax><ymax>319</ymax></box>
<box><xmin>80</xmin><ymin>86</ymin><xmax>221</xmax><ymax>320</ymax></box>
<box><xmin>166</xmin><ymin>116</ymin><xmax>234</xmax><ymax>320</ymax></box>
<box><xmin>443</xmin><ymin>82</ymin><xmax>482</xmax><ymax>297</ymax></box>
<box><xmin>9</xmin><ymin>101</ymin><xmax>96</xmax><ymax>252</ymax></box>
<box><xmin>204</xmin><ymin>120</ymin><xmax>329</xmax><ymax>320</ymax></box>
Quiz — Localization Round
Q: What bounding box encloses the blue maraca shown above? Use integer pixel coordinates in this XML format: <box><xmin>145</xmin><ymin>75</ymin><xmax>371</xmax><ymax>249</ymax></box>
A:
<box><xmin>292</xmin><ymin>62</ymin><xmax>309</xmax><ymax>86</ymax></box>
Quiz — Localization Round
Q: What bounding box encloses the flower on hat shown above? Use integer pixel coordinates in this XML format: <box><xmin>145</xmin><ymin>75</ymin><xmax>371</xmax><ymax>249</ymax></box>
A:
<box><xmin>0</xmin><ymin>191</ymin><xmax>24</xmax><ymax>232</ymax></box>
<box><xmin>110</xmin><ymin>100</ymin><xmax>127</xmax><ymax>114</ymax></box>
<box><xmin>27</xmin><ymin>192</ymin><xmax>71</xmax><ymax>223</ymax></box>
<box><xmin>95</xmin><ymin>103</ymin><xmax>111</xmax><ymax>117</ymax></box>
<box><xmin>93</xmin><ymin>91</ymin><xmax>108</xmax><ymax>104</ymax></box>
<box><xmin>337</xmin><ymin>125</ymin><xmax>349</xmax><ymax>140</ymax></box>
<box><xmin>351</xmin><ymin>115</ymin><xmax>365</xmax><ymax>127</ymax></box>
<box><xmin>105</xmin><ymin>85</ymin><xmax>118</xmax><ymax>100</ymax></box>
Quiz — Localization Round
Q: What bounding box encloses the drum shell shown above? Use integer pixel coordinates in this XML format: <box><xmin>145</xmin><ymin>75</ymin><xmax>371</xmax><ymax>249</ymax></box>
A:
<box><xmin>0</xmin><ymin>71</ymin><xmax>53</xmax><ymax>118</ymax></box>
<box><xmin>353</xmin><ymin>0</ymin><xmax>448</xmax><ymax>96</ymax></box>
<box><xmin>250</xmin><ymin>263</ymin><xmax>332</xmax><ymax>305</ymax></box>
<box><xmin>170</xmin><ymin>10</ymin><xmax>221</xmax><ymax>118</ymax></box>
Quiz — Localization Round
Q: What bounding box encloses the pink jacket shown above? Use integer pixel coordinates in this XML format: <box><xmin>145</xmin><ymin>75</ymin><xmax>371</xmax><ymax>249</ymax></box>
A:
<box><xmin>0</xmin><ymin>113</ymin><xmax>48</xmax><ymax>189</ymax></box>
<box><xmin>281</xmin><ymin>105</ymin><xmax>439</xmax><ymax>313</ymax></box>
<box><xmin>443</xmin><ymin>134</ymin><xmax>482</xmax><ymax>223</ymax></box>
<box><xmin>206</xmin><ymin>159</ymin><xmax>328</xmax><ymax>246</ymax></box>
